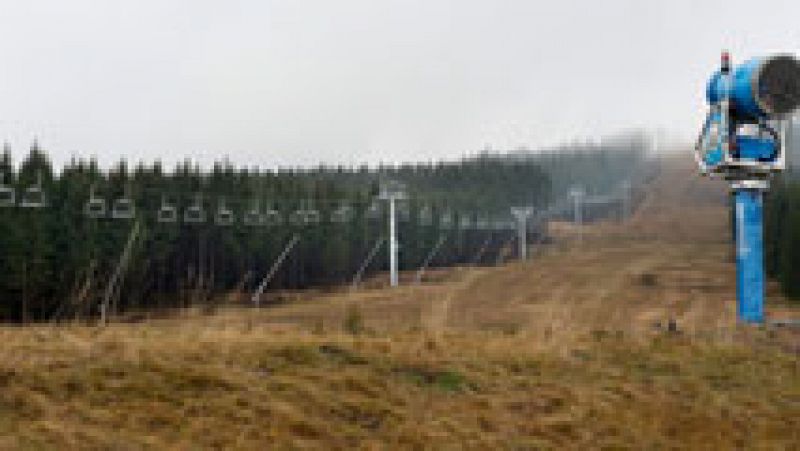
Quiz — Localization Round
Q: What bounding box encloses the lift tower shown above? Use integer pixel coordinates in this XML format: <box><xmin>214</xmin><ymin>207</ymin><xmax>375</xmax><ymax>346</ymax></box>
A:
<box><xmin>379</xmin><ymin>181</ymin><xmax>407</xmax><ymax>287</ymax></box>
<box><xmin>510</xmin><ymin>207</ymin><xmax>534</xmax><ymax>260</ymax></box>
<box><xmin>569</xmin><ymin>186</ymin><xmax>585</xmax><ymax>245</ymax></box>
<box><xmin>695</xmin><ymin>52</ymin><xmax>800</xmax><ymax>323</ymax></box>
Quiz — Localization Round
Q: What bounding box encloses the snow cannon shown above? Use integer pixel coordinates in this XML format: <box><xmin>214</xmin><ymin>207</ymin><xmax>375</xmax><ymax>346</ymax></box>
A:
<box><xmin>697</xmin><ymin>53</ymin><xmax>800</xmax><ymax>176</ymax></box>
<box><xmin>695</xmin><ymin>52</ymin><xmax>800</xmax><ymax>324</ymax></box>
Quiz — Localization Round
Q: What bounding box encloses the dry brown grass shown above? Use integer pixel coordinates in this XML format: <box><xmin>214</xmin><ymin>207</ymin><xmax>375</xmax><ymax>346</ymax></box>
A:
<box><xmin>0</xmin><ymin>156</ymin><xmax>797</xmax><ymax>449</ymax></box>
<box><xmin>0</xmin><ymin>322</ymin><xmax>796</xmax><ymax>449</ymax></box>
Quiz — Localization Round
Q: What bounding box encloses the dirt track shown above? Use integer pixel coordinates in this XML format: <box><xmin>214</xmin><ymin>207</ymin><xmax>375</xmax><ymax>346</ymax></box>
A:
<box><xmin>436</xmin><ymin>155</ymin><xmax>741</xmax><ymax>335</ymax></box>
<box><xmin>233</xmin><ymin>154</ymin><xmax>796</xmax><ymax>339</ymax></box>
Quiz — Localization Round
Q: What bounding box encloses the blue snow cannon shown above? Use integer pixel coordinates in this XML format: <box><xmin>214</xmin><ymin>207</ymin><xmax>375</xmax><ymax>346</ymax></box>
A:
<box><xmin>695</xmin><ymin>52</ymin><xmax>800</xmax><ymax>324</ymax></box>
<box><xmin>697</xmin><ymin>53</ymin><xmax>800</xmax><ymax>174</ymax></box>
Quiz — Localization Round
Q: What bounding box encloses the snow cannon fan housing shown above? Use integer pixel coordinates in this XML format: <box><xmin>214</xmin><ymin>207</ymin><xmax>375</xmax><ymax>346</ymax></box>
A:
<box><xmin>707</xmin><ymin>55</ymin><xmax>800</xmax><ymax>119</ymax></box>
<box><xmin>697</xmin><ymin>53</ymin><xmax>800</xmax><ymax>179</ymax></box>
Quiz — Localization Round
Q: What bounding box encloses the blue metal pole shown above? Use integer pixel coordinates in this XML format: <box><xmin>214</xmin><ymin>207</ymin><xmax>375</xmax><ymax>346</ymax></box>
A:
<box><xmin>733</xmin><ymin>189</ymin><xmax>765</xmax><ymax>323</ymax></box>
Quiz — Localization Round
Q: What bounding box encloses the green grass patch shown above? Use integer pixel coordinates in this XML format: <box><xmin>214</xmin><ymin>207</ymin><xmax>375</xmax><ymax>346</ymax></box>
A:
<box><xmin>317</xmin><ymin>344</ymin><xmax>369</xmax><ymax>365</ymax></box>
<box><xmin>395</xmin><ymin>366</ymin><xmax>470</xmax><ymax>392</ymax></box>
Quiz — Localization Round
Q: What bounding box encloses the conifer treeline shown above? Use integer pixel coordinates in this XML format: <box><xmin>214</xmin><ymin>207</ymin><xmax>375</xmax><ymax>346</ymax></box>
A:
<box><xmin>764</xmin><ymin>120</ymin><xmax>800</xmax><ymax>301</ymax></box>
<box><xmin>0</xmin><ymin>138</ymin><xmax>651</xmax><ymax>322</ymax></box>
<box><xmin>765</xmin><ymin>176</ymin><xmax>800</xmax><ymax>300</ymax></box>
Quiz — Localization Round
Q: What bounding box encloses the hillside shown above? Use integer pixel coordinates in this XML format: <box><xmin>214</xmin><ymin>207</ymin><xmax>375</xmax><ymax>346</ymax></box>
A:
<box><xmin>0</xmin><ymin>155</ymin><xmax>797</xmax><ymax>449</ymax></box>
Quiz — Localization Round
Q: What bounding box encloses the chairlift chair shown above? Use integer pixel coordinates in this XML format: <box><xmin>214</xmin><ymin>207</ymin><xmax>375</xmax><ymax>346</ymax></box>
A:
<box><xmin>243</xmin><ymin>209</ymin><xmax>265</xmax><ymax>226</ymax></box>
<box><xmin>157</xmin><ymin>198</ymin><xmax>178</xmax><ymax>224</ymax></box>
<box><xmin>20</xmin><ymin>187</ymin><xmax>45</xmax><ymax>208</ymax></box>
<box><xmin>214</xmin><ymin>198</ymin><xmax>235</xmax><ymax>226</ymax></box>
<box><xmin>418</xmin><ymin>206</ymin><xmax>433</xmax><ymax>226</ymax></box>
<box><xmin>397</xmin><ymin>204</ymin><xmax>411</xmax><ymax>222</ymax></box>
<box><xmin>304</xmin><ymin>208</ymin><xmax>321</xmax><ymax>225</ymax></box>
<box><xmin>84</xmin><ymin>195</ymin><xmax>107</xmax><ymax>218</ymax></box>
<box><xmin>440</xmin><ymin>211</ymin><xmax>454</xmax><ymax>229</ymax></box>
<box><xmin>331</xmin><ymin>204</ymin><xmax>353</xmax><ymax>223</ymax></box>
<box><xmin>215</xmin><ymin>209</ymin><xmax>235</xmax><ymax>226</ymax></box>
<box><xmin>19</xmin><ymin>172</ymin><xmax>46</xmax><ymax>208</ymax></box>
<box><xmin>264</xmin><ymin>208</ymin><xmax>283</xmax><ymax>226</ymax></box>
<box><xmin>112</xmin><ymin>198</ymin><xmax>135</xmax><ymax>220</ymax></box>
<box><xmin>110</xmin><ymin>182</ymin><xmax>136</xmax><ymax>220</ymax></box>
<box><xmin>184</xmin><ymin>205</ymin><xmax>206</xmax><ymax>224</ymax></box>
<box><xmin>0</xmin><ymin>175</ymin><xmax>15</xmax><ymax>207</ymax></box>
<box><xmin>290</xmin><ymin>200</ymin><xmax>320</xmax><ymax>226</ymax></box>
<box><xmin>184</xmin><ymin>194</ymin><xmax>206</xmax><ymax>224</ymax></box>
<box><xmin>366</xmin><ymin>201</ymin><xmax>382</xmax><ymax>220</ymax></box>
<box><xmin>289</xmin><ymin>208</ymin><xmax>306</xmax><ymax>227</ymax></box>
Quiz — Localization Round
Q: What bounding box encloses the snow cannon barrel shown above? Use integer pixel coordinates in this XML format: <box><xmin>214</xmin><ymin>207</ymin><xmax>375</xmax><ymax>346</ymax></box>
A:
<box><xmin>706</xmin><ymin>54</ymin><xmax>800</xmax><ymax>120</ymax></box>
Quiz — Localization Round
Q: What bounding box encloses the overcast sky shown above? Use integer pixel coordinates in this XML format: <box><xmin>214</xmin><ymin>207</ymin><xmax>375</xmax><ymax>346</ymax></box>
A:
<box><xmin>0</xmin><ymin>0</ymin><xmax>798</xmax><ymax>169</ymax></box>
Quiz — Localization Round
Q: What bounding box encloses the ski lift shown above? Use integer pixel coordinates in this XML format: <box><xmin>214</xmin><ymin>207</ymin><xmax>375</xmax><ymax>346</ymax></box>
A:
<box><xmin>397</xmin><ymin>203</ymin><xmax>411</xmax><ymax>222</ymax></box>
<box><xmin>20</xmin><ymin>172</ymin><xmax>46</xmax><ymax>208</ymax></box>
<box><xmin>0</xmin><ymin>174</ymin><xmax>15</xmax><ymax>208</ymax></box>
<box><xmin>305</xmin><ymin>210</ymin><xmax>321</xmax><ymax>224</ymax></box>
<box><xmin>107</xmin><ymin>183</ymin><xmax>135</xmax><ymax>220</ymax></box>
<box><xmin>157</xmin><ymin>196</ymin><xmax>178</xmax><ymax>223</ymax></box>
<box><xmin>569</xmin><ymin>186</ymin><xmax>586</xmax><ymax>201</ymax></box>
<box><xmin>418</xmin><ymin>206</ymin><xmax>433</xmax><ymax>226</ymax></box>
<box><xmin>264</xmin><ymin>207</ymin><xmax>283</xmax><ymax>226</ymax></box>
<box><xmin>111</xmin><ymin>184</ymin><xmax>135</xmax><ymax>220</ymax></box>
<box><xmin>84</xmin><ymin>185</ymin><xmax>107</xmax><ymax>218</ymax></box>
<box><xmin>331</xmin><ymin>203</ymin><xmax>354</xmax><ymax>223</ymax></box>
<box><xmin>184</xmin><ymin>194</ymin><xmax>206</xmax><ymax>224</ymax></box>
<box><xmin>112</xmin><ymin>198</ymin><xmax>135</xmax><ymax>220</ymax></box>
<box><xmin>289</xmin><ymin>209</ymin><xmax>305</xmax><ymax>226</ymax></box>
<box><xmin>493</xmin><ymin>219</ymin><xmax>514</xmax><ymax>231</ymax></box>
<box><xmin>243</xmin><ymin>200</ymin><xmax>265</xmax><ymax>226</ymax></box>
<box><xmin>290</xmin><ymin>201</ymin><xmax>320</xmax><ymax>226</ymax></box>
<box><xmin>459</xmin><ymin>213</ymin><xmax>474</xmax><ymax>230</ymax></box>
<box><xmin>366</xmin><ymin>201</ymin><xmax>382</xmax><ymax>220</ymax></box>
<box><xmin>214</xmin><ymin>198</ymin><xmax>235</xmax><ymax>226</ymax></box>
<box><xmin>304</xmin><ymin>200</ymin><xmax>321</xmax><ymax>225</ymax></box>
<box><xmin>440</xmin><ymin>211</ymin><xmax>454</xmax><ymax>229</ymax></box>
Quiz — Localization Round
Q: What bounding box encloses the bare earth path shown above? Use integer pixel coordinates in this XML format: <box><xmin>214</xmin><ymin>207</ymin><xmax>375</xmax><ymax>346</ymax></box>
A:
<box><xmin>246</xmin><ymin>154</ymin><xmax>794</xmax><ymax>338</ymax></box>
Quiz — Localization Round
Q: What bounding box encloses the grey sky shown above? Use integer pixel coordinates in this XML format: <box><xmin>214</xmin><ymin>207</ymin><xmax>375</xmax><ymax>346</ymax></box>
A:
<box><xmin>0</xmin><ymin>0</ymin><xmax>798</xmax><ymax>169</ymax></box>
